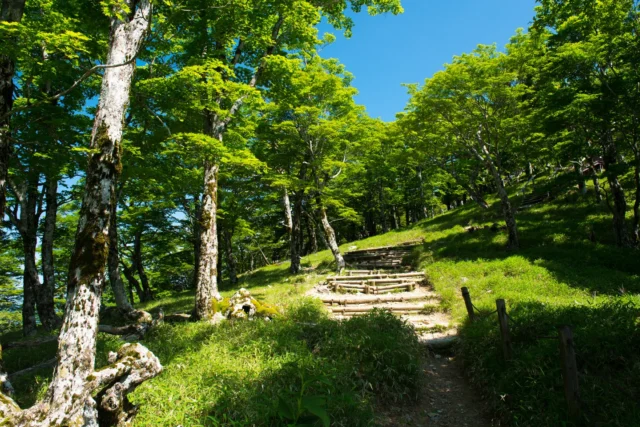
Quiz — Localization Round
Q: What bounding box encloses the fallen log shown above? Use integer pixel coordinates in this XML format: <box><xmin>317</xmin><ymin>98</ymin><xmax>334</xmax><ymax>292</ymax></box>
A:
<box><xmin>8</xmin><ymin>358</ymin><xmax>56</xmax><ymax>381</ymax></box>
<box><xmin>2</xmin><ymin>336</ymin><xmax>58</xmax><ymax>350</ymax></box>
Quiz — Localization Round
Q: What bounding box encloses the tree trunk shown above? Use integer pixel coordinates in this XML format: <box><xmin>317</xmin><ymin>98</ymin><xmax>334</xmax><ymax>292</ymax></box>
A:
<box><xmin>574</xmin><ymin>162</ymin><xmax>586</xmax><ymax>195</ymax></box>
<box><xmin>289</xmin><ymin>191</ymin><xmax>303</xmax><ymax>274</ymax></box>
<box><xmin>190</xmin><ymin>195</ymin><xmax>202</xmax><ymax>289</ymax></box>
<box><xmin>316</xmin><ymin>196</ymin><xmax>345</xmax><ymax>271</ymax></box>
<box><xmin>122</xmin><ymin>262</ymin><xmax>144</xmax><ymax>303</ymax></box>
<box><xmin>491</xmin><ymin>169</ymin><xmax>519</xmax><ymax>250</ymax></box>
<box><xmin>283</xmin><ymin>187</ymin><xmax>293</xmax><ymax>234</ymax></box>
<box><xmin>591</xmin><ymin>168</ymin><xmax>602</xmax><ymax>204</ymax></box>
<box><xmin>108</xmin><ymin>198</ymin><xmax>135</xmax><ymax>314</ymax></box>
<box><xmin>0</xmin><ymin>0</ymin><xmax>27</xmax><ymax>223</ymax></box>
<box><xmin>39</xmin><ymin>175</ymin><xmax>60</xmax><ymax>331</ymax></box>
<box><xmin>473</xmin><ymin>137</ymin><xmax>519</xmax><ymax>250</ymax></box>
<box><xmin>379</xmin><ymin>182</ymin><xmax>389</xmax><ymax>232</ymax></box>
<box><xmin>417</xmin><ymin>166</ymin><xmax>428</xmax><ymax>219</ymax></box>
<box><xmin>602</xmin><ymin>135</ymin><xmax>632</xmax><ymax>247</ymax></box>
<box><xmin>0</xmin><ymin>3</ymin><xmax>161</xmax><ymax>425</ymax></box>
<box><xmin>304</xmin><ymin>212</ymin><xmax>318</xmax><ymax>254</ymax></box>
<box><xmin>463</xmin><ymin>184</ymin><xmax>489</xmax><ymax>209</ymax></box>
<box><xmin>133</xmin><ymin>229</ymin><xmax>153</xmax><ymax>302</ymax></box>
<box><xmin>222</xmin><ymin>228</ymin><xmax>237</xmax><ymax>285</ymax></box>
<box><xmin>632</xmin><ymin>156</ymin><xmax>640</xmax><ymax>244</ymax></box>
<box><xmin>194</xmin><ymin>159</ymin><xmax>221</xmax><ymax>320</ymax></box>
<box><xmin>21</xmin><ymin>232</ymin><xmax>38</xmax><ymax>337</ymax></box>
<box><xmin>391</xmin><ymin>205</ymin><xmax>399</xmax><ymax>229</ymax></box>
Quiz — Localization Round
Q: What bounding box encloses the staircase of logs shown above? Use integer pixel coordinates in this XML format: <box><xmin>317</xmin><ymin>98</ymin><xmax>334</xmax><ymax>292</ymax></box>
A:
<box><xmin>312</xmin><ymin>240</ymin><xmax>458</xmax><ymax>347</ymax></box>
<box><xmin>342</xmin><ymin>240</ymin><xmax>421</xmax><ymax>269</ymax></box>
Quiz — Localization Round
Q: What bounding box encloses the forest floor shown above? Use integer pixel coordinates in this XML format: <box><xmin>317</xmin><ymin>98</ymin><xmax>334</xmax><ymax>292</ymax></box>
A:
<box><xmin>3</xmin><ymin>173</ymin><xmax>640</xmax><ymax>426</ymax></box>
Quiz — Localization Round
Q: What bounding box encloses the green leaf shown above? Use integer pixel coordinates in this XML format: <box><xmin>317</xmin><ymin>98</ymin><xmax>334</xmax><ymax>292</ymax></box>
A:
<box><xmin>302</xmin><ymin>396</ymin><xmax>330</xmax><ymax>427</ymax></box>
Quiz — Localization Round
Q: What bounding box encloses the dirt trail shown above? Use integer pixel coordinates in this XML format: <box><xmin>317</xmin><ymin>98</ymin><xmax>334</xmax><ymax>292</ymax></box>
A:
<box><xmin>376</xmin><ymin>352</ymin><xmax>492</xmax><ymax>427</ymax></box>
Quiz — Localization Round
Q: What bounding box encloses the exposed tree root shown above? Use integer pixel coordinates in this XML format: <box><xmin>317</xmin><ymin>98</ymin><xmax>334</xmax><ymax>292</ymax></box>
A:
<box><xmin>0</xmin><ymin>343</ymin><xmax>162</xmax><ymax>426</ymax></box>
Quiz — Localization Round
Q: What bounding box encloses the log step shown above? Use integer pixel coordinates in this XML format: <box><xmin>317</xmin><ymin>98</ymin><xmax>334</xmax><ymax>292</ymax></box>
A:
<box><xmin>321</xmin><ymin>292</ymin><xmax>439</xmax><ymax>305</ymax></box>
<box><xmin>329</xmin><ymin>303</ymin><xmax>435</xmax><ymax>314</ymax></box>
<box><xmin>328</xmin><ymin>272</ymin><xmax>425</xmax><ymax>281</ymax></box>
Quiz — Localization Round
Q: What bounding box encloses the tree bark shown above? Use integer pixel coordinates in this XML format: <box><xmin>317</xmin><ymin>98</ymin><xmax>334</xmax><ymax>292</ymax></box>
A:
<box><xmin>602</xmin><ymin>134</ymin><xmax>632</xmax><ymax>247</ymax></box>
<box><xmin>391</xmin><ymin>205</ymin><xmax>399</xmax><ymax>229</ymax></box>
<box><xmin>289</xmin><ymin>191</ymin><xmax>303</xmax><ymax>274</ymax></box>
<box><xmin>632</xmin><ymin>157</ymin><xmax>640</xmax><ymax>244</ymax></box>
<box><xmin>21</xmin><ymin>232</ymin><xmax>38</xmax><ymax>337</ymax></box>
<box><xmin>316</xmin><ymin>196</ymin><xmax>345</xmax><ymax>271</ymax></box>
<box><xmin>379</xmin><ymin>182</ymin><xmax>389</xmax><ymax>232</ymax></box>
<box><xmin>133</xmin><ymin>228</ymin><xmax>153</xmax><ymax>302</ymax></box>
<box><xmin>417</xmin><ymin>166</ymin><xmax>428</xmax><ymax>219</ymax></box>
<box><xmin>188</xmin><ymin>195</ymin><xmax>202</xmax><ymax>289</ymax></box>
<box><xmin>471</xmin><ymin>135</ymin><xmax>519</xmax><ymax>250</ymax></box>
<box><xmin>283</xmin><ymin>187</ymin><xmax>293</xmax><ymax>234</ymax></box>
<box><xmin>574</xmin><ymin>162</ymin><xmax>587</xmax><ymax>195</ymax></box>
<box><xmin>194</xmin><ymin>157</ymin><xmax>221</xmax><ymax>320</ymax></box>
<box><xmin>0</xmin><ymin>3</ymin><xmax>161</xmax><ymax>424</ymax></box>
<box><xmin>122</xmin><ymin>262</ymin><xmax>144</xmax><ymax>303</ymax></box>
<box><xmin>222</xmin><ymin>228</ymin><xmax>237</xmax><ymax>285</ymax></box>
<box><xmin>108</xmin><ymin>198</ymin><xmax>135</xmax><ymax>314</ymax></box>
<box><xmin>0</xmin><ymin>0</ymin><xmax>27</xmax><ymax>223</ymax></box>
<box><xmin>304</xmin><ymin>212</ymin><xmax>318</xmax><ymax>254</ymax></box>
<box><xmin>39</xmin><ymin>175</ymin><xmax>60</xmax><ymax>331</ymax></box>
<box><xmin>589</xmin><ymin>165</ymin><xmax>603</xmax><ymax>204</ymax></box>
<box><xmin>7</xmin><ymin>173</ymin><xmax>45</xmax><ymax>336</ymax></box>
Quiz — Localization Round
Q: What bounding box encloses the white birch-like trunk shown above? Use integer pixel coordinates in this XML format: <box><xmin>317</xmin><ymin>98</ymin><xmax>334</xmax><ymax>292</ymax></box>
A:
<box><xmin>0</xmin><ymin>2</ymin><xmax>161</xmax><ymax>426</ymax></box>
<box><xmin>283</xmin><ymin>187</ymin><xmax>293</xmax><ymax>233</ymax></box>
<box><xmin>316</xmin><ymin>197</ymin><xmax>345</xmax><ymax>271</ymax></box>
<box><xmin>194</xmin><ymin>160</ymin><xmax>222</xmax><ymax>319</ymax></box>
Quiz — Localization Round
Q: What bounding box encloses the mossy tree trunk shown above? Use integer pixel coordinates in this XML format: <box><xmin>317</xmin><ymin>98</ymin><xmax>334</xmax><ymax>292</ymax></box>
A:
<box><xmin>0</xmin><ymin>2</ymin><xmax>162</xmax><ymax>425</ymax></box>
<box><xmin>194</xmin><ymin>157</ymin><xmax>221</xmax><ymax>319</ymax></box>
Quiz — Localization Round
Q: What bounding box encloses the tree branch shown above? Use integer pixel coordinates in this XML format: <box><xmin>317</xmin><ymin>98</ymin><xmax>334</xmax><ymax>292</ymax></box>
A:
<box><xmin>1</xmin><ymin>57</ymin><xmax>139</xmax><ymax>120</ymax></box>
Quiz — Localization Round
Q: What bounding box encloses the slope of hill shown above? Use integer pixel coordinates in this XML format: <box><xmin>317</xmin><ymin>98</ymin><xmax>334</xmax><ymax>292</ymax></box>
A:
<box><xmin>3</xmin><ymin>177</ymin><xmax>639</xmax><ymax>426</ymax></box>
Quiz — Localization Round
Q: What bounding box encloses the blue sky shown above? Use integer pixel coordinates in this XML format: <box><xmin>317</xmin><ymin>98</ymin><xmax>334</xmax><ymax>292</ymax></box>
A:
<box><xmin>319</xmin><ymin>0</ymin><xmax>538</xmax><ymax>121</ymax></box>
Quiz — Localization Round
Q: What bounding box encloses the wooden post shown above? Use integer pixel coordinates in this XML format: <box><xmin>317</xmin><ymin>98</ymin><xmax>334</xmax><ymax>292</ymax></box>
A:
<box><xmin>496</xmin><ymin>299</ymin><xmax>512</xmax><ymax>361</ymax></box>
<box><xmin>461</xmin><ymin>287</ymin><xmax>475</xmax><ymax>321</ymax></box>
<box><xmin>558</xmin><ymin>326</ymin><xmax>580</xmax><ymax>421</ymax></box>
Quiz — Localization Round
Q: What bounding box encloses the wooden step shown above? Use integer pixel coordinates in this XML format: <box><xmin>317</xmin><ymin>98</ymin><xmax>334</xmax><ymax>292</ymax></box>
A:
<box><xmin>329</xmin><ymin>303</ymin><xmax>434</xmax><ymax>314</ymax></box>
<box><xmin>321</xmin><ymin>293</ymin><xmax>438</xmax><ymax>306</ymax></box>
<box><xmin>332</xmin><ymin>283</ymin><xmax>417</xmax><ymax>293</ymax></box>
<box><xmin>328</xmin><ymin>272</ymin><xmax>425</xmax><ymax>281</ymax></box>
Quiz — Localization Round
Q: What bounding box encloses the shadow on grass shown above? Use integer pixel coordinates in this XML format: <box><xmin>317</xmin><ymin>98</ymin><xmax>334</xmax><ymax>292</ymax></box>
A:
<box><xmin>459</xmin><ymin>300</ymin><xmax>640</xmax><ymax>426</ymax></box>
<box><xmin>418</xmin><ymin>192</ymin><xmax>640</xmax><ymax>296</ymax></box>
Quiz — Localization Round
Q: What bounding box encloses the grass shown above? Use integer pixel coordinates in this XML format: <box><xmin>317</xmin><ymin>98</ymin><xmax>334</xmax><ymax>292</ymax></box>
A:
<box><xmin>3</xmin><ymin>172</ymin><xmax>640</xmax><ymax>426</ymax></box>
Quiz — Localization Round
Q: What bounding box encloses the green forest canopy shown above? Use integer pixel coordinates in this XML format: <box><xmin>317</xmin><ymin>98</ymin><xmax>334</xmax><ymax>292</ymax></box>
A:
<box><xmin>0</xmin><ymin>0</ymin><xmax>640</xmax><ymax>424</ymax></box>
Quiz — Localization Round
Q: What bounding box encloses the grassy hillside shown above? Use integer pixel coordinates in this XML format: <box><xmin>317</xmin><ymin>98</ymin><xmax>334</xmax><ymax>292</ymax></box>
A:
<box><xmin>3</xmin><ymin>175</ymin><xmax>640</xmax><ymax>426</ymax></box>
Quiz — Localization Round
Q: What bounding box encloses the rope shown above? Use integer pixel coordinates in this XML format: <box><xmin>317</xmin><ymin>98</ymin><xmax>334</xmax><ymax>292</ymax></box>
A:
<box><xmin>471</xmin><ymin>303</ymin><xmax>497</xmax><ymax>318</ymax></box>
